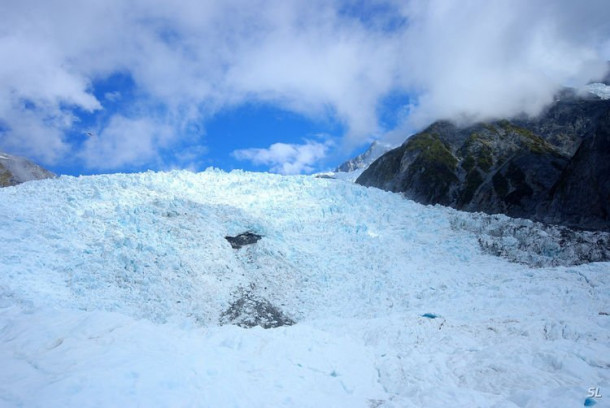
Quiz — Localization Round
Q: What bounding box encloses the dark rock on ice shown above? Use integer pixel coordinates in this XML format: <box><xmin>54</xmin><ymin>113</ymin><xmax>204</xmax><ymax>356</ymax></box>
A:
<box><xmin>225</xmin><ymin>231</ymin><xmax>262</xmax><ymax>249</ymax></box>
<box><xmin>220</xmin><ymin>290</ymin><xmax>294</xmax><ymax>329</ymax></box>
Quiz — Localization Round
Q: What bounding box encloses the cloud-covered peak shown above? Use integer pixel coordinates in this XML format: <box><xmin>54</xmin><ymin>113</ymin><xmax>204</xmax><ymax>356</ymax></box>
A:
<box><xmin>394</xmin><ymin>0</ymin><xmax>610</xmax><ymax>135</ymax></box>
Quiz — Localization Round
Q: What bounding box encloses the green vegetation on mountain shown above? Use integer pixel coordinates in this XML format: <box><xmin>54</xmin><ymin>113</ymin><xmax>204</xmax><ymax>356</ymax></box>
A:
<box><xmin>357</xmin><ymin>94</ymin><xmax>610</xmax><ymax>231</ymax></box>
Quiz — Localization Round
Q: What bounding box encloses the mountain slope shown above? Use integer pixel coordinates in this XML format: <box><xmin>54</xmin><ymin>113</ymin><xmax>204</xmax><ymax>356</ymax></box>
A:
<box><xmin>0</xmin><ymin>170</ymin><xmax>608</xmax><ymax>406</ymax></box>
<box><xmin>543</xmin><ymin>111</ymin><xmax>610</xmax><ymax>228</ymax></box>
<box><xmin>0</xmin><ymin>151</ymin><xmax>55</xmax><ymax>187</ymax></box>
<box><xmin>357</xmin><ymin>93</ymin><xmax>610</xmax><ymax>231</ymax></box>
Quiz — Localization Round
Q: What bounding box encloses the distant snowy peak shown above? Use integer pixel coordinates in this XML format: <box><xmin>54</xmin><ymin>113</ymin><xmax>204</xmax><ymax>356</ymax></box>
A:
<box><xmin>0</xmin><ymin>151</ymin><xmax>55</xmax><ymax>187</ymax></box>
<box><xmin>335</xmin><ymin>141</ymin><xmax>393</xmax><ymax>173</ymax></box>
<box><xmin>313</xmin><ymin>141</ymin><xmax>393</xmax><ymax>182</ymax></box>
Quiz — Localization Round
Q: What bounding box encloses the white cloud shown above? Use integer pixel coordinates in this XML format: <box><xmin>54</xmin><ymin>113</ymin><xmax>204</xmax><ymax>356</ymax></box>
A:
<box><xmin>0</xmin><ymin>106</ymin><xmax>72</xmax><ymax>164</ymax></box>
<box><xmin>391</xmin><ymin>0</ymin><xmax>610</xmax><ymax>136</ymax></box>
<box><xmin>80</xmin><ymin>115</ymin><xmax>174</xmax><ymax>170</ymax></box>
<box><xmin>104</xmin><ymin>92</ymin><xmax>121</xmax><ymax>102</ymax></box>
<box><xmin>232</xmin><ymin>140</ymin><xmax>332</xmax><ymax>175</ymax></box>
<box><xmin>0</xmin><ymin>0</ymin><xmax>609</xmax><ymax>167</ymax></box>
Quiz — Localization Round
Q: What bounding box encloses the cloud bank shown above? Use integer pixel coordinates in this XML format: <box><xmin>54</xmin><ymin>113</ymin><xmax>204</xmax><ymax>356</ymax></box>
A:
<box><xmin>233</xmin><ymin>140</ymin><xmax>332</xmax><ymax>175</ymax></box>
<box><xmin>0</xmin><ymin>0</ymin><xmax>608</xmax><ymax>172</ymax></box>
<box><xmin>394</xmin><ymin>0</ymin><xmax>610</xmax><ymax>134</ymax></box>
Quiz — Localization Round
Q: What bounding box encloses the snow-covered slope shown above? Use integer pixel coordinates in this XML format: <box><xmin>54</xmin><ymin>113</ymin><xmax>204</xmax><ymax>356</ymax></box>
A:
<box><xmin>0</xmin><ymin>151</ymin><xmax>55</xmax><ymax>187</ymax></box>
<box><xmin>0</xmin><ymin>170</ymin><xmax>608</xmax><ymax>407</ymax></box>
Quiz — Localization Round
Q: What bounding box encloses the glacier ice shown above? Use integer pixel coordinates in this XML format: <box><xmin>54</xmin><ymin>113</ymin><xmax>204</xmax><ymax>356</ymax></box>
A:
<box><xmin>0</xmin><ymin>169</ymin><xmax>608</xmax><ymax>407</ymax></box>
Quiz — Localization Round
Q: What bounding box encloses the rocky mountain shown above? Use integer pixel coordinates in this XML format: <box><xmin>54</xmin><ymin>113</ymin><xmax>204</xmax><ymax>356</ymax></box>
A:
<box><xmin>357</xmin><ymin>89</ymin><xmax>610</xmax><ymax>231</ymax></box>
<box><xmin>0</xmin><ymin>152</ymin><xmax>55</xmax><ymax>187</ymax></box>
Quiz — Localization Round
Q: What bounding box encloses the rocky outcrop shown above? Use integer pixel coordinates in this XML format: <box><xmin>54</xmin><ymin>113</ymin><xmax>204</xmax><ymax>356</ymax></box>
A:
<box><xmin>0</xmin><ymin>152</ymin><xmax>55</xmax><ymax>187</ymax></box>
<box><xmin>357</xmin><ymin>93</ymin><xmax>610</xmax><ymax>231</ymax></box>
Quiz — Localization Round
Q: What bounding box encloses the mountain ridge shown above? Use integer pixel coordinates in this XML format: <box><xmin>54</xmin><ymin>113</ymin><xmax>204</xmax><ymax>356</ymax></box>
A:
<box><xmin>357</xmin><ymin>90</ymin><xmax>610</xmax><ymax>231</ymax></box>
<box><xmin>0</xmin><ymin>151</ymin><xmax>55</xmax><ymax>187</ymax></box>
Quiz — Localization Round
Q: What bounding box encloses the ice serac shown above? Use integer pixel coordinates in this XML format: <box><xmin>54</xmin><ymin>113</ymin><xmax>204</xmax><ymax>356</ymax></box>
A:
<box><xmin>0</xmin><ymin>151</ymin><xmax>55</xmax><ymax>187</ymax></box>
<box><xmin>357</xmin><ymin>90</ymin><xmax>610</xmax><ymax>231</ymax></box>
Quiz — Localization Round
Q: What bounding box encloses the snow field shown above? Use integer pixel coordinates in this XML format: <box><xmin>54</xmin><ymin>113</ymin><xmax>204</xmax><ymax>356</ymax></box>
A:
<box><xmin>0</xmin><ymin>307</ymin><xmax>384</xmax><ymax>407</ymax></box>
<box><xmin>0</xmin><ymin>169</ymin><xmax>608</xmax><ymax>406</ymax></box>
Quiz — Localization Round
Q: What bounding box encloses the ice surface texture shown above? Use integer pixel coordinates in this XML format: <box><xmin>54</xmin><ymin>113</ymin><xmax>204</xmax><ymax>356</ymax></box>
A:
<box><xmin>0</xmin><ymin>169</ymin><xmax>608</xmax><ymax>407</ymax></box>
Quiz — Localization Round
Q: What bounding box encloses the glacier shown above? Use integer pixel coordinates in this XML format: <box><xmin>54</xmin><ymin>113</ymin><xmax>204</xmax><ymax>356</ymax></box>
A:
<box><xmin>0</xmin><ymin>169</ymin><xmax>608</xmax><ymax>407</ymax></box>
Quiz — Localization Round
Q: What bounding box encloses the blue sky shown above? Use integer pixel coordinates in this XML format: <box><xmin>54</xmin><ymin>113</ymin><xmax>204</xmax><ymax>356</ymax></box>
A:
<box><xmin>0</xmin><ymin>0</ymin><xmax>609</xmax><ymax>176</ymax></box>
<box><xmin>51</xmin><ymin>73</ymin><xmax>355</xmax><ymax>175</ymax></box>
